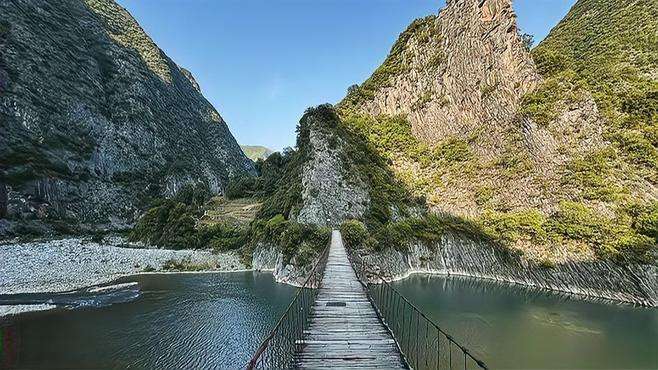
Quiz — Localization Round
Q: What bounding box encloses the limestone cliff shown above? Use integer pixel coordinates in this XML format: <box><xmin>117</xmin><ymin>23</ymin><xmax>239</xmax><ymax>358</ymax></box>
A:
<box><xmin>338</xmin><ymin>0</ymin><xmax>657</xmax><ymax>304</ymax></box>
<box><xmin>295</xmin><ymin>109</ymin><xmax>370</xmax><ymax>228</ymax></box>
<box><xmin>340</xmin><ymin>0</ymin><xmax>656</xmax><ymax>264</ymax></box>
<box><xmin>0</xmin><ymin>0</ymin><xmax>254</xmax><ymax>235</ymax></box>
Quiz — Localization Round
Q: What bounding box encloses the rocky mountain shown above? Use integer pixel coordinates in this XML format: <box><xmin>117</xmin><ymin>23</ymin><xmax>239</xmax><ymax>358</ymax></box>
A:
<box><xmin>332</xmin><ymin>0</ymin><xmax>657</xmax><ymax>305</ymax></box>
<box><xmin>240</xmin><ymin>145</ymin><xmax>274</xmax><ymax>161</ymax></box>
<box><xmin>0</xmin><ymin>0</ymin><xmax>254</xmax><ymax>236</ymax></box>
<box><xmin>339</xmin><ymin>0</ymin><xmax>657</xmax><ymax>265</ymax></box>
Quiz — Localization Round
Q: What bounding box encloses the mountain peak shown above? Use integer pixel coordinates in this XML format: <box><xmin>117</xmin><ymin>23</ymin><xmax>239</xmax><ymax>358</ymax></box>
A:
<box><xmin>341</xmin><ymin>0</ymin><xmax>539</xmax><ymax>159</ymax></box>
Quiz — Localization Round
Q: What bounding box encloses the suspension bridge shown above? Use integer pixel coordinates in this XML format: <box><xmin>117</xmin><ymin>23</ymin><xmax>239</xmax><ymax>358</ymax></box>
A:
<box><xmin>247</xmin><ymin>230</ymin><xmax>488</xmax><ymax>369</ymax></box>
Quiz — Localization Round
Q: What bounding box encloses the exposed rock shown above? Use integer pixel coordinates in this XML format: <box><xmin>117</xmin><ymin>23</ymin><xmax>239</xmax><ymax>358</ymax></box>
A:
<box><xmin>296</xmin><ymin>114</ymin><xmax>369</xmax><ymax>228</ymax></box>
<box><xmin>340</xmin><ymin>0</ymin><xmax>611</xmax><ymax>218</ymax></box>
<box><xmin>252</xmin><ymin>242</ymin><xmax>317</xmax><ymax>287</ymax></box>
<box><xmin>356</xmin><ymin>232</ymin><xmax>658</xmax><ymax>307</ymax></box>
<box><xmin>0</xmin><ymin>0</ymin><xmax>254</xmax><ymax>233</ymax></box>
<box><xmin>0</xmin><ymin>237</ymin><xmax>246</xmax><ymax>295</ymax></box>
<box><xmin>345</xmin><ymin>0</ymin><xmax>540</xmax><ymax>157</ymax></box>
<box><xmin>339</xmin><ymin>0</ymin><xmax>657</xmax><ymax>305</ymax></box>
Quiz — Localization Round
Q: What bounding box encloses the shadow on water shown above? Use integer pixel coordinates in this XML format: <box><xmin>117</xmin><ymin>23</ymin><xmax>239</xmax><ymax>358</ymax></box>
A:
<box><xmin>0</xmin><ymin>272</ymin><xmax>296</xmax><ymax>369</ymax></box>
<box><xmin>391</xmin><ymin>274</ymin><xmax>658</xmax><ymax>369</ymax></box>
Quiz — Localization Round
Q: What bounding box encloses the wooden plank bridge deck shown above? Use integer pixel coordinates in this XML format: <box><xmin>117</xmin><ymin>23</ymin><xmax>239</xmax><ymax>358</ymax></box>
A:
<box><xmin>294</xmin><ymin>230</ymin><xmax>406</xmax><ymax>369</ymax></box>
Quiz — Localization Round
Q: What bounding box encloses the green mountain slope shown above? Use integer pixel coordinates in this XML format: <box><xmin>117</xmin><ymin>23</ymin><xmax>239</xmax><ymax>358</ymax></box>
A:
<box><xmin>531</xmin><ymin>0</ymin><xmax>658</xmax><ymax>180</ymax></box>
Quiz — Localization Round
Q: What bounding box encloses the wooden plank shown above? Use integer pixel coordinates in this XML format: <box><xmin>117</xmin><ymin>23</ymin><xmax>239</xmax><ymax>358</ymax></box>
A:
<box><xmin>294</xmin><ymin>230</ymin><xmax>406</xmax><ymax>369</ymax></box>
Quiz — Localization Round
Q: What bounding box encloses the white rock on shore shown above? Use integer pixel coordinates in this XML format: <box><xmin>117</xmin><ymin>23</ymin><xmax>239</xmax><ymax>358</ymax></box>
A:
<box><xmin>0</xmin><ymin>237</ymin><xmax>246</xmax><ymax>295</ymax></box>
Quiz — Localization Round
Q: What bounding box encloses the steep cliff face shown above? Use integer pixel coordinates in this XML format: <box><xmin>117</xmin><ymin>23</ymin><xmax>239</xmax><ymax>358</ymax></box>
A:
<box><xmin>340</xmin><ymin>0</ymin><xmax>656</xmax><ymax>264</ymax></box>
<box><xmin>295</xmin><ymin>111</ymin><xmax>370</xmax><ymax>228</ymax></box>
<box><xmin>0</xmin><ymin>0</ymin><xmax>254</xmax><ymax>234</ymax></box>
<box><xmin>355</xmin><ymin>232</ymin><xmax>658</xmax><ymax>306</ymax></box>
<box><xmin>344</xmin><ymin>0</ymin><xmax>540</xmax><ymax>155</ymax></box>
<box><xmin>341</xmin><ymin>0</ymin><xmax>611</xmax><ymax>219</ymax></box>
<box><xmin>338</xmin><ymin>0</ymin><xmax>657</xmax><ymax>304</ymax></box>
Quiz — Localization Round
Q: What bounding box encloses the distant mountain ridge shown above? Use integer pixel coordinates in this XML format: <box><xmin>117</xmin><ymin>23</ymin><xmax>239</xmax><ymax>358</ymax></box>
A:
<box><xmin>240</xmin><ymin>145</ymin><xmax>274</xmax><ymax>161</ymax></box>
<box><xmin>0</xmin><ymin>0</ymin><xmax>254</xmax><ymax>236</ymax></box>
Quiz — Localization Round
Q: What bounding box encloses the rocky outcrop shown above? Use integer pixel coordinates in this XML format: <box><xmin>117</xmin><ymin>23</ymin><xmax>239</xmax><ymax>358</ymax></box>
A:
<box><xmin>356</xmin><ymin>232</ymin><xmax>658</xmax><ymax>306</ymax></box>
<box><xmin>252</xmin><ymin>242</ymin><xmax>317</xmax><ymax>287</ymax></box>
<box><xmin>337</xmin><ymin>0</ymin><xmax>656</xmax><ymax>307</ymax></box>
<box><xmin>296</xmin><ymin>113</ymin><xmax>369</xmax><ymax>228</ymax></box>
<box><xmin>0</xmin><ymin>0</ymin><xmax>254</xmax><ymax>233</ymax></box>
<box><xmin>340</xmin><ymin>0</ymin><xmax>613</xmax><ymax>218</ymax></box>
<box><xmin>345</xmin><ymin>0</ymin><xmax>540</xmax><ymax>156</ymax></box>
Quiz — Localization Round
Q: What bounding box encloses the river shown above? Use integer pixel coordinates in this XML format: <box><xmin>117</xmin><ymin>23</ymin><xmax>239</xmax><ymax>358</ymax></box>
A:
<box><xmin>390</xmin><ymin>274</ymin><xmax>658</xmax><ymax>369</ymax></box>
<box><xmin>1</xmin><ymin>272</ymin><xmax>656</xmax><ymax>369</ymax></box>
<box><xmin>0</xmin><ymin>272</ymin><xmax>295</xmax><ymax>369</ymax></box>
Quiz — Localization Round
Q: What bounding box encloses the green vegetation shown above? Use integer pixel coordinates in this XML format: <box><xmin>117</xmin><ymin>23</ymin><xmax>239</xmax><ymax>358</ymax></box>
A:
<box><xmin>129</xmin><ymin>183</ymin><xmax>229</xmax><ymax>250</ymax></box>
<box><xmin>341</xmin><ymin>213</ymin><xmax>496</xmax><ymax>254</ymax></box>
<box><xmin>480</xmin><ymin>201</ymin><xmax>657</xmax><ymax>263</ymax></box>
<box><xmin>341</xmin><ymin>15</ymin><xmax>439</xmax><ymax>109</ymax></box>
<box><xmin>130</xmin><ymin>108</ymin><xmax>336</xmax><ymax>267</ymax></box>
<box><xmin>520</xmin><ymin>70</ymin><xmax>586</xmax><ymax>126</ymax></box>
<box><xmin>162</xmin><ymin>258</ymin><xmax>218</xmax><ymax>272</ymax></box>
<box><xmin>531</xmin><ymin>0</ymin><xmax>658</xmax><ymax>175</ymax></box>
<box><xmin>561</xmin><ymin>148</ymin><xmax>623</xmax><ymax>201</ymax></box>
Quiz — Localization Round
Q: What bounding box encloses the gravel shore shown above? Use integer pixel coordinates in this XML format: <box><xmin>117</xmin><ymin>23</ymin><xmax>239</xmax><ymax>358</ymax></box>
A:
<box><xmin>0</xmin><ymin>237</ymin><xmax>246</xmax><ymax>296</ymax></box>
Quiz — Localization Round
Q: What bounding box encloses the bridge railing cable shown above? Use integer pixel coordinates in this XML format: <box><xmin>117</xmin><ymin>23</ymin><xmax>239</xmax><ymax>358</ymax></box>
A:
<box><xmin>349</xmin><ymin>253</ymin><xmax>488</xmax><ymax>370</ymax></box>
<box><xmin>246</xmin><ymin>242</ymin><xmax>331</xmax><ymax>370</ymax></box>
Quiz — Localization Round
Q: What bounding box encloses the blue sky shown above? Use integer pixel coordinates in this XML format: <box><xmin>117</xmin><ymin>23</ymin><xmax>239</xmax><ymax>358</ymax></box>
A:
<box><xmin>116</xmin><ymin>0</ymin><xmax>576</xmax><ymax>151</ymax></box>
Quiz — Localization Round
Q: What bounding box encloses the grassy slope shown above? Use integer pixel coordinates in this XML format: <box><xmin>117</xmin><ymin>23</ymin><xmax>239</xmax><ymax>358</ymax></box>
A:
<box><xmin>531</xmin><ymin>0</ymin><xmax>657</xmax><ymax>180</ymax></box>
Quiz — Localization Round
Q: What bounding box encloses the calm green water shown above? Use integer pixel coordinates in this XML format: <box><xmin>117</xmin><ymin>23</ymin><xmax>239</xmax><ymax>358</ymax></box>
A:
<box><xmin>392</xmin><ymin>274</ymin><xmax>658</xmax><ymax>369</ymax></box>
<box><xmin>0</xmin><ymin>272</ymin><xmax>296</xmax><ymax>369</ymax></box>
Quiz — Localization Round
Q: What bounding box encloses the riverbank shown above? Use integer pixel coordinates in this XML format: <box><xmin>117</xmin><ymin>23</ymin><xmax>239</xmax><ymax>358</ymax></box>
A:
<box><xmin>0</xmin><ymin>237</ymin><xmax>247</xmax><ymax>318</ymax></box>
<box><xmin>357</xmin><ymin>232</ymin><xmax>658</xmax><ymax>307</ymax></box>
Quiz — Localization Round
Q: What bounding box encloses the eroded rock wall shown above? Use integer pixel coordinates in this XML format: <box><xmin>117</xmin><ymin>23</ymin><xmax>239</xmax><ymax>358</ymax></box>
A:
<box><xmin>252</xmin><ymin>242</ymin><xmax>317</xmax><ymax>287</ymax></box>
<box><xmin>357</xmin><ymin>233</ymin><xmax>658</xmax><ymax>306</ymax></box>
<box><xmin>296</xmin><ymin>121</ymin><xmax>369</xmax><ymax>228</ymax></box>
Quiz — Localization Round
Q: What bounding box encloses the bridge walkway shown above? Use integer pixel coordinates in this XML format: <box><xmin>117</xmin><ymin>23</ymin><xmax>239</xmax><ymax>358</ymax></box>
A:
<box><xmin>293</xmin><ymin>230</ymin><xmax>406</xmax><ymax>369</ymax></box>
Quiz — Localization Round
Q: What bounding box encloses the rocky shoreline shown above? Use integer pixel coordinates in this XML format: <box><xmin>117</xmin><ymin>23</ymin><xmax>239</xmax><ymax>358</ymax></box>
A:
<box><xmin>357</xmin><ymin>232</ymin><xmax>658</xmax><ymax>307</ymax></box>
<box><xmin>0</xmin><ymin>237</ymin><xmax>247</xmax><ymax>318</ymax></box>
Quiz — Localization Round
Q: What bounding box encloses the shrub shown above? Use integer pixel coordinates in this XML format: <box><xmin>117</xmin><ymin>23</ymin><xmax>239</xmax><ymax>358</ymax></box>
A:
<box><xmin>628</xmin><ymin>202</ymin><xmax>658</xmax><ymax>239</ymax></box>
<box><xmin>279</xmin><ymin>223</ymin><xmax>331</xmax><ymax>265</ymax></box>
<box><xmin>432</xmin><ymin>137</ymin><xmax>472</xmax><ymax>163</ymax></box>
<box><xmin>340</xmin><ymin>220</ymin><xmax>369</xmax><ymax>249</ymax></box>
<box><xmin>129</xmin><ymin>200</ymin><xmax>199</xmax><ymax>249</ymax></box>
<box><xmin>613</xmin><ymin>130</ymin><xmax>658</xmax><ymax>168</ymax></box>
<box><xmin>520</xmin><ymin>70</ymin><xmax>585</xmax><ymax>126</ymax></box>
<box><xmin>531</xmin><ymin>48</ymin><xmax>570</xmax><ymax>76</ymax></box>
<box><xmin>562</xmin><ymin>148</ymin><xmax>622</xmax><ymax>201</ymax></box>
<box><xmin>200</xmin><ymin>223</ymin><xmax>248</xmax><ymax>252</ymax></box>
<box><xmin>174</xmin><ymin>182</ymin><xmax>212</xmax><ymax>208</ymax></box>
<box><xmin>481</xmin><ymin>209</ymin><xmax>548</xmax><ymax>244</ymax></box>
